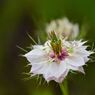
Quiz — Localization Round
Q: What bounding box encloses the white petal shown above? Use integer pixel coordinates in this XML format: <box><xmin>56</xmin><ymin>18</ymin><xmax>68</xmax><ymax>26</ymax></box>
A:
<box><xmin>31</xmin><ymin>61</ymin><xmax>49</xmax><ymax>74</ymax></box>
<box><xmin>48</xmin><ymin>62</ymin><xmax>67</xmax><ymax>77</ymax></box>
<box><xmin>72</xmin><ymin>24</ymin><xmax>79</xmax><ymax>38</ymax></box>
<box><xmin>67</xmin><ymin>55</ymin><xmax>85</xmax><ymax>67</ymax></box>
<box><xmin>84</xmin><ymin>57</ymin><xmax>89</xmax><ymax>62</ymax></box>
<box><xmin>33</xmin><ymin>45</ymin><xmax>44</xmax><ymax>49</ymax></box>
<box><xmin>78</xmin><ymin>67</ymin><xmax>85</xmax><ymax>74</ymax></box>
<box><xmin>43</xmin><ymin>61</ymin><xmax>69</xmax><ymax>83</ymax></box>
<box><xmin>44</xmin><ymin>69</ymin><xmax>69</xmax><ymax>83</ymax></box>
<box><xmin>76</xmin><ymin>49</ymin><xmax>91</xmax><ymax>57</ymax></box>
<box><xmin>46</xmin><ymin>20</ymin><xmax>57</xmax><ymax>33</ymax></box>
<box><xmin>24</xmin><ymin>48</ymin><xmax>48</xmax><ymax>64</ymax></box>
<box><xmin>67</xmin><ymin>64</ymin><xmax>85</xmax><ymax>74</ymax></box>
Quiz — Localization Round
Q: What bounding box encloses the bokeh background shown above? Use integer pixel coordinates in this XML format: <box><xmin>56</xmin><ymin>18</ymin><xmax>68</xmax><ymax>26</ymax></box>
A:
<box><xmin>0</xmin><ymin>0</ymin><xmax>95</xmax><ymax>95</ymax></box>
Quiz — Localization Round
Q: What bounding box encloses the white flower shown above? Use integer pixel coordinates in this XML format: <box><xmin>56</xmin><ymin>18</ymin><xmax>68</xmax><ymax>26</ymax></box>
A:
<box><xmin>46</xmin><ymin>17</ymin><xmax>79</xmax><ymax>40</ymax></box>
<box><xmin>24</xmin><ymin>38</ymin><xmax>92</xmax><ymax>83</ymax></box>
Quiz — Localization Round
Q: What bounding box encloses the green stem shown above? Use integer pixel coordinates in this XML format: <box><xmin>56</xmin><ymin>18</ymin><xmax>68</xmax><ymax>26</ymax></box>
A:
<box><xmin>59</xmin><ymin>80</ymin><xmax>69</xmax><ymax>95</ymax></box>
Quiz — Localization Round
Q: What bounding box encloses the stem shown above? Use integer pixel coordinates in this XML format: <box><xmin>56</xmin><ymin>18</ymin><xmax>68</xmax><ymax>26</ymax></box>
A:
<box><xmin>59</xmin><ymin>80</ymin><xmax>69</xmax><ymax>95</ymax></box>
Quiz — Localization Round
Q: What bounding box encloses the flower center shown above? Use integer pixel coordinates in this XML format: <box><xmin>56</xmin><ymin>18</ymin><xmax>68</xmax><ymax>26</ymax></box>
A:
<box><xmin>49</xmin><ymin>31</ymin><xmax>68</xmax><ymax>63</ymax></box>
<box><xmin>50</xmin><ymin>48</ymin><xmax>68</xmax><ymax>62</ymax></box>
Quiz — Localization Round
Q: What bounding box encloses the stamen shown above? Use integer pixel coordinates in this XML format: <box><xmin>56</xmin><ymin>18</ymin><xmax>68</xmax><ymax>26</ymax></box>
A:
<box><xmin>50</xmin><ymin>52</ymin><xmax>55</xmax><ymax>58</ymax></box>
<box><xmin>49</xmin><ymin>48</ymin><xmax>68</xmax><ymax>62</ymax></box>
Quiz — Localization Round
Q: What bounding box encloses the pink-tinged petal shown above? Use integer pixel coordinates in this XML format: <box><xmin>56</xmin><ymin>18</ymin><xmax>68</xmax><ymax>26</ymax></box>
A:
<box><xmin>67</xmin><ymin>55</ymin><xmax>85</xmax><ymax>67</ymax></box>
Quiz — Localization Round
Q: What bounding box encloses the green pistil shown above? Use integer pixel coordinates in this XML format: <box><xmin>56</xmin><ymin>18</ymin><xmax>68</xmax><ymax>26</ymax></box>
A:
<box><xmin>49</xmin><ymin>31</ymin><xmax>58</xmax><ymax>41</ymax></box>
<box><xmin>50</xmin><ymin>31</ymin><xmax>62</xmax><ymax>55</ymax></box>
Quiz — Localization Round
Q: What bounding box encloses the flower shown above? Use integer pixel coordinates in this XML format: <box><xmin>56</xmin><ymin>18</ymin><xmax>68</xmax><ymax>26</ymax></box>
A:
<box><xmin>24</xmin><ymin>33</ymin><xmax>92</xmax><ymax>83</ymax></box>
<box><xmin>46</xmin><ymin>17</ymin><xmax>79</xmax><ymax>40</ymax></box>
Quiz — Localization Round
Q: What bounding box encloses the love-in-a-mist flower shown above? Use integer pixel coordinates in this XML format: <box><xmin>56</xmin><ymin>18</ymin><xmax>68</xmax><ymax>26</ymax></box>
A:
<box><xmin>24</xmin><ymin>32</ymin><xmax>92</xmax><ymax>83</ymax></box>
<box><xmin>46</xmin><ymin>17</ymin><xmax>79</xmax><ymax>40</ymax></box>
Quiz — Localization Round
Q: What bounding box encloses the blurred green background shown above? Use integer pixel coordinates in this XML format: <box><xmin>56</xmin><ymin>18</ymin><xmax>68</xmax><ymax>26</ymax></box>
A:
<box><xmin>0</xmin><ymin>0</ymin><xmax>95</xmax><ymax>95</ymax></box>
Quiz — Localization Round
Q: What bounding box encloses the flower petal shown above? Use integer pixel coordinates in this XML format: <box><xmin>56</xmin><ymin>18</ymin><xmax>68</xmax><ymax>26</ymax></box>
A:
<box><xmin>67</xmin><ymin>55</ymin><xmax>85</xmax><ymax>67</ymax></box>
<box><xmin>44</xmin><ymin>69</ymin><xmax>69</xmax><ymax>83</ymax></box>
<box><xmin>67</xmin><ymin>64</ymin><xmax>85</xmax><ymax>74</ymax></box>
<box><xmin>31</xmin><ymin>61</ymin><xmax>49</xmax><ymax>74</ymax></box>
<box><xmin>43</xmin><ymin>61</ymin><xmax>69</xmax><ymax>83</ymax></box>
<box><xmin>24</xmin><ymin>48</ymin><xmax>48</xmax><ymax>64</ymax></box>
<box><xmin>78</xmin><ymin>67</ymin><xmax>85</xmax><ymax>74</ymax></box>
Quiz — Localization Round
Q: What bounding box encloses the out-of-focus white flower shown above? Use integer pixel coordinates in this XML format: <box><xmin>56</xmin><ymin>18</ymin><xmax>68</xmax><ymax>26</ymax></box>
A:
<box><xmin>46</xmin><ymin>17</ymin><xmax>79</xmax><ymax>40</ymax></box>
<box><xmin>24</xmin><ymin>33</ymin><xmax>92</xmax><ymax>83</ymax></box>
